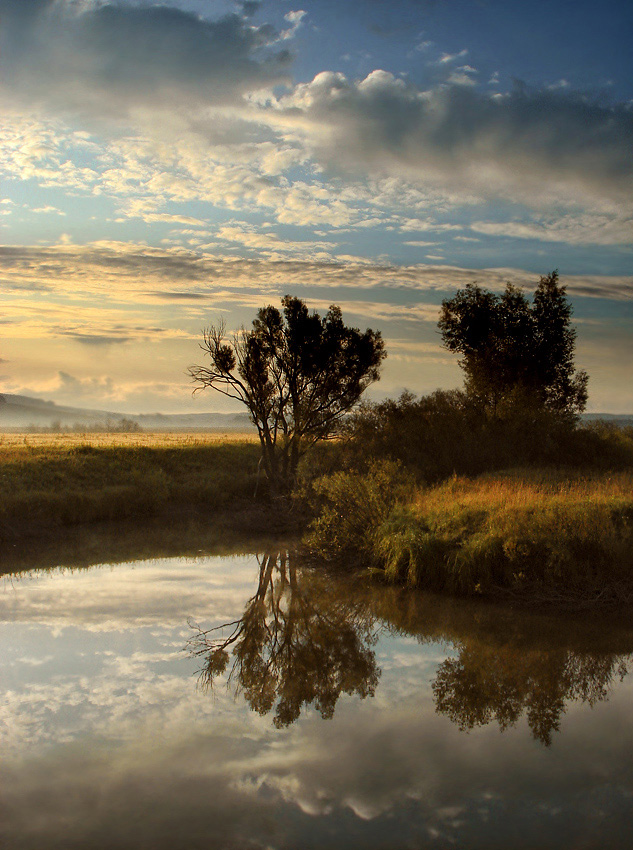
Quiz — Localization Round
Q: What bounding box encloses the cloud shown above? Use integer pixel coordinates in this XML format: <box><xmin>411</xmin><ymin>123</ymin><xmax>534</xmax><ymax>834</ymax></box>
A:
<box><xmin>305</xmin><ymin>299</ymin><xmax>440</xmax><ymax>324</ymax></box>
<box><xmin>0</xmin><ymin>0</ymin><xmax>291</xmax><ymax>120</ymax></box>
<box><xmin>470</xmin><ymin>213</ymin><xmax>633</xmax><ymax>246</ymax></box>
<box><xmin>31</xmin><ymin>205</ymin><xmax>66</xmax><ymax>215</ymax></box>
<box><xmin>280</xmin><ymin>10</ymin><xmax>307</xmax><ymax>41</ymax></box>
<box><xmin>280</xmin><ymin>71</ymin><xmax>633</xmax><ymax>207</ymax></box>
<box><xmin>1</xmin><ymin>243</ymin><xmax>632</xmax><ymax>309</ymax></box>
<box><xmin>436</xmin><ymin>49</ymin><xmax>469</xmax><ymax>65</ymax></box>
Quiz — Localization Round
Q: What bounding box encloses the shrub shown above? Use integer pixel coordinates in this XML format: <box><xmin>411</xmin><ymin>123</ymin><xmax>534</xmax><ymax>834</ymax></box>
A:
<box><xmin>304</xmin><ymin>460</ymin><xmax>413</xmax><ymax>567</ymax></box>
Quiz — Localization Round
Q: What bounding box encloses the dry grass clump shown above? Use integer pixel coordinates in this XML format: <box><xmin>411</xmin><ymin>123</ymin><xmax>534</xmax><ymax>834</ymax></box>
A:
<box><xmin>306</xmin><ymin>466</ymin><xmax>633</xmax><ymax>604</ymax></box>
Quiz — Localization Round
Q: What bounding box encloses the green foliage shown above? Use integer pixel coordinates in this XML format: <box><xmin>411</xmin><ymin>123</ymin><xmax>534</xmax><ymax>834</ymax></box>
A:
<box><xmin>438</xmin><ymin>271</ymin><xmax>588</xmax><ymax>420</ymax></box>
<box><xmin>304</xmin><ymin>460</ymin><xmax>413</xmax><ymax>567</ymax></box>
<box><xmin>189</xmin><ymin>296</ymin><xmax>385</xmax><ymax>495</ymax></box>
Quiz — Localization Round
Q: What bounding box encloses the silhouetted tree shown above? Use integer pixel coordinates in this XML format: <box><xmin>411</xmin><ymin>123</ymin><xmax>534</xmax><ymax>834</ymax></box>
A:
<box><xmin>189</xmin><ymin>296</ymin><xmax>385</xmax><ymax>495</ymax></box>
<box><xmin>438</xmin><ymin>271</ymin><xmax>588</xmax><ymax>421</ymax></box>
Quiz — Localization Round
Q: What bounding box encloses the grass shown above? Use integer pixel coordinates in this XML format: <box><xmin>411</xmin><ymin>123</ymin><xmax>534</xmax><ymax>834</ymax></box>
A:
<box><xmin>305</xmin><ymin>464</ymin><xmax>633</xmax><ymax>606</ymax></box>
<box><xmin>6</xmin><ymin>429</ymin><xmax>633</xmax><ymax>608</ymax></box>
<box><xmin>0</xmin><ymin>432</ymin><xmax>263</xmax><ymax>541</ymax></box>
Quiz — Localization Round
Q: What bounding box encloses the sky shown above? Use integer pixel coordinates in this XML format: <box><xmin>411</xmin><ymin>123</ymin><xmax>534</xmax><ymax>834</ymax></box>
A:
<box><xmin>1</xmin><ymin>0</ymin><xmax>632</xmax><ymax>414</ymax></box>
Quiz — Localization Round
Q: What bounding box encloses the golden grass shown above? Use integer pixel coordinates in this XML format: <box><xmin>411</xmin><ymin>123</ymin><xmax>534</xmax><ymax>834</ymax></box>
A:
<box><xmin>305</xmin><ymin>464</ymin><xmax>633</xmax><ymax>605</ymax></box>
<box><xmin>415</xmin><ymin>470</ymin><xmax>633</xmax><ymax>515</ymax></box>
<box><xmin>0</xmin><ymin>430</ymin><xmax>258</xmax><ymax>454</ymax></box>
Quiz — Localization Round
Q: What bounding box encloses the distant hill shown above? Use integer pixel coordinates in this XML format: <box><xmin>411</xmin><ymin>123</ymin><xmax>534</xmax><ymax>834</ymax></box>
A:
<box><xmin>0</xmin><ymin>393</ymin><xmax>253</xmax><ymax>431</ymax></box>
<box><xmin>1</xmin><ymin>392</ymin><xmax>631</xmax><ymax>433</ymax></box>
<box><xmin>582</xmin><ymin>413</ymin><xmax>633</xmax><ymax>428</ymax></box>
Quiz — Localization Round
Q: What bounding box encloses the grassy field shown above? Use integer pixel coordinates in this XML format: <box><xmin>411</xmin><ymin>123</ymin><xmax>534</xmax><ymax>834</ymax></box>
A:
<box><xmin>0</xmin><ymin>430</ymin><xmax>258</xmax><ymax>450</ymax></box>
<box><xmin>0</xmin><ymin>431</ymin><xmax>263</xmax><ymax>542</ymax></box>
<box><xmin>306</xmin><ymin>463</ymin><xmax>633</xmax><ymax>606</ymax></box>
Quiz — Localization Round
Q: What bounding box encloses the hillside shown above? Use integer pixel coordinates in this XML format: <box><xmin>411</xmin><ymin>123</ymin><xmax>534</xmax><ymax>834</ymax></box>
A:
<box><xmin>0</xmin><ymin>393</ymin><xmax>253</xmax><ymax>431</ymax></box>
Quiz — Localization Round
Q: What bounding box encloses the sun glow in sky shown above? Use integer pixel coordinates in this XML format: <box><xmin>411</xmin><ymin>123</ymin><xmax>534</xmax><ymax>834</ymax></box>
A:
<box><xmin>1</xmin><ymin>0</ymin><xmax>632</xmax><ymax>413</ymax></box>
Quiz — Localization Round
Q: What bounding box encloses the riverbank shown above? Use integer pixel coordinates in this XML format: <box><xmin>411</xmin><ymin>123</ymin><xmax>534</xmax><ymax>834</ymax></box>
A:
<box><xmin>0</xmin><ymin>434</ymin><xmax>272</xmax><ymax>542</ymax></box>
<box><xmin>3</xmin><ymin>431</ymin><xmax>633</xmax><ymax>609</ymax></box>
<box><xmin>305</xmin><ymin>464</ymin><xmax>633</xmax><ymax>608</ymax></box>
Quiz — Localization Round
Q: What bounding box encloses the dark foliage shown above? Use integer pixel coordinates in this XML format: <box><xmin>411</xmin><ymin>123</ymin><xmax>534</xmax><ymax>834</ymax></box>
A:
<box><xmin>189</xmin><ymin>296</ymin><xmax>385</xmax><ymax>495</ymax></box>
<box><xmin>438</xmin><ymin>271</ymin><xmax>588</xmax><ymax>421</ymax></box>
<box><xmin>347</xmin><ymin>389</ymin><xmax>584</xmax><ymax>481</ymax></box>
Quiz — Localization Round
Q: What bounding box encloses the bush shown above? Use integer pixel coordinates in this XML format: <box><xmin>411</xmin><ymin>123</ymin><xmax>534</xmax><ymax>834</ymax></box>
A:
<box><xmin>346</xmin><ymin>391</ymin><xmax>633</xmax><ymax>483</ymax></box>
<box><xmin>304</xmin><ymin>460</ymin><xmax>413</xmax><ymax>567</ymax></box>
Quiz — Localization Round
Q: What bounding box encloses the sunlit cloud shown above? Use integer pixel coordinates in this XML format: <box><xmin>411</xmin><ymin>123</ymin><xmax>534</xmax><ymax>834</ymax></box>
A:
<box><xmin>0</xmin><ymin>0</ymin><xmax>630</xmax><ymax>412</ymax></box>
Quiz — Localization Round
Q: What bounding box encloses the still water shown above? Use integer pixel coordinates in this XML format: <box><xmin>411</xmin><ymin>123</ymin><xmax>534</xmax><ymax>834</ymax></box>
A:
<box><xmin>2</xmin><ymin>541</ymin><xmax>633</xmax><ymax>849</ymax></box>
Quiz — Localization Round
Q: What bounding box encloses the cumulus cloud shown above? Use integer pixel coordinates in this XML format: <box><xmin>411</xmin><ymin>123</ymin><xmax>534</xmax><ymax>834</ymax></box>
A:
<box><xmin>0</xmin><ymin>0</ymin><xmax>291</xmax><ymax>120</ymax></box>
<box><xmin>279</xmin><ymin>70</ymin><xmax>633</xmax><ymax>207</ymax></box>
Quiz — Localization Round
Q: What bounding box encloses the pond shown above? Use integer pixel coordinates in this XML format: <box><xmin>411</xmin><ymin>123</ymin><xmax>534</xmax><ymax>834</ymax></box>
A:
<box><xmin>2</xmin><ymin>531</ymin><xmax>633</xmax><ymax>849</ymax></box>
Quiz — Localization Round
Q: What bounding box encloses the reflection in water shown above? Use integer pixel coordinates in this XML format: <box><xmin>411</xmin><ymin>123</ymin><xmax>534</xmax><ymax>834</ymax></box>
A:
<box><xmin>4</xmin><ymin>549</ymin><xmax>633</xmax><ymax>848</ymax></box>
<box><xmin>189</xmin><ymin>551</ymin><xmax>380</xmax><ymax>727</ymax></box>
<box><xmin>190</xmin><ymin>551</ymin><xmax>632</xmax><ymax>745</ymax></box>
<box><xmin>433</xmin><ymin>642</ymin><xmax>628</xmax><ymax>746</ymax></box>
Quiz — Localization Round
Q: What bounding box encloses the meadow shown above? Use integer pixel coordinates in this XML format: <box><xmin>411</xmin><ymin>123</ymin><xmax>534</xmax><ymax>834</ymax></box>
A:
<box><xmin>0</xmin><ymin>432</ymin><xmax>261</xmax><ymax>542</ymax></box>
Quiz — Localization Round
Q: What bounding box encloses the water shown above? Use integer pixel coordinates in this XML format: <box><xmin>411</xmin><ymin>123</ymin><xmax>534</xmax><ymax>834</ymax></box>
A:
<box><xmin>2</xmin><ymin>542</ymin><xmax>633</xmax><ymax>849</ymax></box>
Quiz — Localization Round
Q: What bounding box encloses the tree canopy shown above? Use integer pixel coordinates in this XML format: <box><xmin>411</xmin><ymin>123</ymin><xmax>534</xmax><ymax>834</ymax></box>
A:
<box><xmin>438</xmin><ymin>271</ymin><xmax>588</xmax><ymax>420</ymax></box>
<box><xmin>189</xmin><ymin>295</ymin><xmax>385</xmax><ymax>494</ymax></box>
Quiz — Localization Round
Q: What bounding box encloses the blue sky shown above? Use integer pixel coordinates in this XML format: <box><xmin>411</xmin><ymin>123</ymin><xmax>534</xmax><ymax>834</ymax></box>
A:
<box><xmin>1</xmin><ymin>0</ymin><xmax>632</xmax><ymax>413</ymax></box>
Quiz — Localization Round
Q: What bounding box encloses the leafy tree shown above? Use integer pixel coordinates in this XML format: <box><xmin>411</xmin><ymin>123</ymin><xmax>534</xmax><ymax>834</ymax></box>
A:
<box><xmin>438</xmin><ymin>271</ymin><xmax>588</xmax><ymax>420</ymax></box>
<box><xmin>189</xmin><ymin>295</ymin><xmax>385</xmax><ymax>495</ymax></box>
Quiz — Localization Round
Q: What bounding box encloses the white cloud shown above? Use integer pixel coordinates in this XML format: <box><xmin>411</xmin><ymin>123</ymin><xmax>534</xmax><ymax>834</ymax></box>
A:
<box><xmin>280</xmin><ymin>9</ymin><xmax>307</xmax><ymax>41</ymax></box>
<box><xmin>31</xmin><ymin>205</ymin><xmax>66</xmax><ymax>215</ymax></box>
<box><xmin>437</xmin><ymin>49</ymin><xmax>469</xmax><ymax>65</ymax></box>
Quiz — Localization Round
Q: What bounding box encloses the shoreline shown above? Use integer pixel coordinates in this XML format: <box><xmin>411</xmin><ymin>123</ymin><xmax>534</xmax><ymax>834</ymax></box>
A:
<box><xmin>2</xmin><ymin>432</ymin><xmax>633</xmax><ymax>611</ymax></box>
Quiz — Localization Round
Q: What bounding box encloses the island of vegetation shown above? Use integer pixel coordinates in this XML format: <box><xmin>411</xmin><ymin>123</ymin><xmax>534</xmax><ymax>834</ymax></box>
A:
<box><xmin>2</xmin><ymin>274</ymin><xmax>632</xmax><ymax>608</ymax></box>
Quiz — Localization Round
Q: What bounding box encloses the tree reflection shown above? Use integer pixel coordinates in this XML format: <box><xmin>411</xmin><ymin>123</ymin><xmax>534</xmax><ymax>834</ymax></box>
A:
<box><xmin>189</xmin><ymin>551</ymin><xmax>380</xmax><ymax>727</ymax></box>
<box><xmin>189</xmin><ymin>555</ymin><xmax>632</xmax><ymax>744</ymax></box>
<box><xmin>368</xmin><ymin>586</ymin><xmax>632</xmax><ymax>747</ymax></box>
<box><xmin>432</xmin><ymin>638</ymin><xmax>629</xmax><ymax>746</ymax></box>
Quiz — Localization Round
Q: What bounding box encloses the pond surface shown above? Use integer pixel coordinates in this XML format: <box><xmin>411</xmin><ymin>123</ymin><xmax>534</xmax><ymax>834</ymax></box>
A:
<box><xmin>2</xmin><ymin>540</ymin><xmax>633</xmax><ymax>849</ymax></box>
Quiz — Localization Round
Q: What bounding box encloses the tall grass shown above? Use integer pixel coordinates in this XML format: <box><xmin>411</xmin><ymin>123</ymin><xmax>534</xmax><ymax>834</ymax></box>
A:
<box><xmin>305</xmin><ymin>467</ymin><xmax>633</xmax><ymax>605</ymax></box>
<box><xmin>0</xmin><ymin>435</ymin><xmax>262</xmax><ymax>541</ymax></box>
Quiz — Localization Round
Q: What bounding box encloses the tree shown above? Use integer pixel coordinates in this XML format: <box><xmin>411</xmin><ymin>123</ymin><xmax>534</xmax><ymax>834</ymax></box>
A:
<box><xmin>188</xmin><ymin>296</ymin><xmax>386</xmax><ymax>495</ymax></box>
<box><xmin>438</xmin><ymin>271</ymin><xmax>588</xmax><ymax>420</ymax></box>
